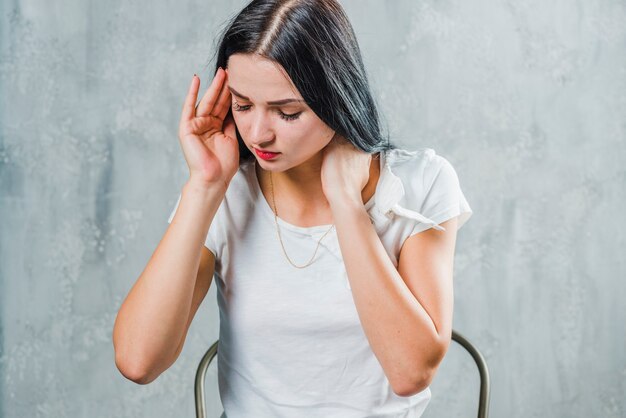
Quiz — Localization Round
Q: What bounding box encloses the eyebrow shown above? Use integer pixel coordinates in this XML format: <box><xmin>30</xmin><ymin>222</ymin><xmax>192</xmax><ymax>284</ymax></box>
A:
<box><xmin>228</xmin><ymin>86</ymin><xmax>305</xmax><ymax>106</ymax></box>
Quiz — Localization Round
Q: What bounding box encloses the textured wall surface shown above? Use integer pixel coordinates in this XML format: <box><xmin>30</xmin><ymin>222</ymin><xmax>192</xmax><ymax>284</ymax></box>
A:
<box><xmin>1</xmin><ymin>0</ymin><xmax>625</xmax><ymax>417</ymax></box>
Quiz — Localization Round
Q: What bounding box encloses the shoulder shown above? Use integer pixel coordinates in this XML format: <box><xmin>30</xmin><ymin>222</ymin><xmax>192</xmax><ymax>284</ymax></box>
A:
<box><xmin>378</xmin><ymin>146</ymin><xmax>472</xmax><ymax>233</ymax></box>
<box><xmin>385</xmin><ymin>147</ymin><xmax>459</xmax><ymax>197</ymax></box>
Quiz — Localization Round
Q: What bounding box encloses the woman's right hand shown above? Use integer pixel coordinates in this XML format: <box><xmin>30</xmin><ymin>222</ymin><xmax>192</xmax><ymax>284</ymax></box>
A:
<box><xmin>178</xmin><ymin>68</ymin><xmax>239</xmax><ymax>192</ymax></box>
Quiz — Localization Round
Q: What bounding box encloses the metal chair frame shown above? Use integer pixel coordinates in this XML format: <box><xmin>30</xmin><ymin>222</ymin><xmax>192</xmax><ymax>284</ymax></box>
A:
<box><xmin>195</xmin><ymin>330</ymin><xmax>490</xmax><ymax>418</ymax></box>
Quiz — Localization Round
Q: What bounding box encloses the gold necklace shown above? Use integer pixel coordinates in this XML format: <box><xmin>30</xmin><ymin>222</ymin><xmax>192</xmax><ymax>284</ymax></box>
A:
<box><xmin>269</xmin><ymin>171</ymin><xmax>335</xmax><ymax>268</ymax></box>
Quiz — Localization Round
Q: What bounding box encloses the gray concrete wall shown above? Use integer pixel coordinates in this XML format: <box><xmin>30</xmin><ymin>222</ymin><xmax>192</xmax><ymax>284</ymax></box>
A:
<box><xmin>1</xmin><ymin>0</ymin><xmax>624</xmax><ymax>416</ymax></box>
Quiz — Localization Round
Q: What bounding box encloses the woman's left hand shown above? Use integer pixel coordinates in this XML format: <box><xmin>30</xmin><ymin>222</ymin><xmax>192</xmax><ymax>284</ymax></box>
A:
<box><xmin>320</xmin><ymin>133</ymin><xmax>371</xmax><ymax>205</ymax></box>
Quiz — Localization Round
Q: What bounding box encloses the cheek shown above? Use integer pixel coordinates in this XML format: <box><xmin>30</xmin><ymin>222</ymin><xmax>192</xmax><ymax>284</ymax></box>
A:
<box><xmin>230</xmin><ymin>111</ymin><xmax>249</xmax><ymax>135</ymax></box>
<box><xmin>306</xmin><ymin>119</ymin><xmax>335</xmax><ymax>145</ymax></box>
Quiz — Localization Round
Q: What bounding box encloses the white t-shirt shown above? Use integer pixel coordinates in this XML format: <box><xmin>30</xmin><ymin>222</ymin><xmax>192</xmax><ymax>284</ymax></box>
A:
<box><xmin>167</xmin><ymin>147</ymin><xmax>473</xmax><ymax>417</ymax></box>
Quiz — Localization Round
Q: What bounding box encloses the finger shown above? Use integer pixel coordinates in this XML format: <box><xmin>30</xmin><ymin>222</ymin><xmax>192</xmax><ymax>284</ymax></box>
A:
<box><xmin>196</xmin><ymin>67</ymin><xmax>225</xmax><ymax>117</ymax></box>
<box><xmin>181</xmin><ymin>74</ymin><xmax>200</xmax><ymax>123</ymax></box>
<box><xmin>212</xmin><ymin>74</ymin><xmax>232</xmax><ymax>121</ymax></box>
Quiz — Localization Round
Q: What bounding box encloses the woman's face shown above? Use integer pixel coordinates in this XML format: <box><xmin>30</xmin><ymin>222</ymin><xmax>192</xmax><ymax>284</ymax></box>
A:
<box><xmin>226</xmin><ymin>53</ymin><xmax>335</xmax><ymax>169</ymax></box>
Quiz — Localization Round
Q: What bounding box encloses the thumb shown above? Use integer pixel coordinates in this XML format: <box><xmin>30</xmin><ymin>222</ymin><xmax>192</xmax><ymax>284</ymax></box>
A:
<box><xmin>223</xmin><ymin>113</ymin><xmax>237</xmax><ymax>140</ymax></box>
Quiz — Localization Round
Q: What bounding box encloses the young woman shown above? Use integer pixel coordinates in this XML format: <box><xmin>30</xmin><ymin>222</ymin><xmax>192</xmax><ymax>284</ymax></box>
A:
<box><xmin>113</xmin><ymin>0</ymin><xmax>473</xmax><ymax>416</ymax></box>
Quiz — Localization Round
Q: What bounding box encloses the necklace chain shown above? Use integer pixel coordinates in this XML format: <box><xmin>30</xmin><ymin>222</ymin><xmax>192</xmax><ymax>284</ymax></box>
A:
<box><xmin>269</xmin><ymin>171</ymin><xmax>335</xmax><ymax>269</ymax></box>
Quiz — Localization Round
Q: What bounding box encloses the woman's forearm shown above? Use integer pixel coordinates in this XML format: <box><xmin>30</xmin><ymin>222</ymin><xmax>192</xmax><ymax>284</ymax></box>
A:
<box><xmin>113</xmin><ymin>179</ymin><xmax>224</xmax><ymax>383</ymax></box>
<box><xmin>329</xmin><ymin>197</ymin><xmax>444</xmax><ymax>396</ymax></box>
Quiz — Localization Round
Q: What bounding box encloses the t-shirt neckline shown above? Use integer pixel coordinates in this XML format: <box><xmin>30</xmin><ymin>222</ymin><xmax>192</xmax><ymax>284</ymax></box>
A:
<box><xmin>248</xmin><ymin>151</ymin><xmax>385</xmax><ymax>235</ymax></box>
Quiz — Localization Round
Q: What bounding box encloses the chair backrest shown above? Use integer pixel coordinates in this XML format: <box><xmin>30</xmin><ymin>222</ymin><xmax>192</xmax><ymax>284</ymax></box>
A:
<box><xmin>451</xmin><ymin>329</ymin><xmax>491</xmax><ymax>418</ymax></box>
<box><xmin>195</xmin><ymin>330</ymin><xmax>490</xmax><ymax>418</ymax></box>
<box><xmin>194</xmin><ymin>340</ymin><xmax>219</xmax><ymax>418</ymax></box>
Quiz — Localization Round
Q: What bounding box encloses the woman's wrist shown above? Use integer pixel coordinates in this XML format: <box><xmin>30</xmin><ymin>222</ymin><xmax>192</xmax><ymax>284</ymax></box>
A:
<box><xmin>185</xmin><ymin>176</ymin><xmax>229</xmax><ymax>197</ymax></box>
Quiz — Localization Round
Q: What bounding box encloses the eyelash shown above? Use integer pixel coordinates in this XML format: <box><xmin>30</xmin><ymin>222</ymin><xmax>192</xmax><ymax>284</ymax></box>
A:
<box><xmin>232</xmin><ymin>102</ymin><xmax>302</xmax><ymax>121</ymax></box>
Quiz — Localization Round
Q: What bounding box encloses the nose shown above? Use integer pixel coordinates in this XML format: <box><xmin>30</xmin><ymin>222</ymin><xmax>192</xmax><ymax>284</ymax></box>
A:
<box><xmin>249</xmin><ymin>109</ymin><xmax>275</xmax><ymax>148</ymax></box>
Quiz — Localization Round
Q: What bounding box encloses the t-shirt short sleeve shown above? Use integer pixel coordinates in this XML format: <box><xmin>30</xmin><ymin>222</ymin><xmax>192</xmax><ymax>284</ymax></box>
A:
<box><xmin>167</xmin><ymin>193</ymin><xmax>219</xmax><ymax>259</ymax></box>
<box><xmin>409</xmin><ymin>154</ymin><xmax>473</xmax><ymax>236</ymax></box>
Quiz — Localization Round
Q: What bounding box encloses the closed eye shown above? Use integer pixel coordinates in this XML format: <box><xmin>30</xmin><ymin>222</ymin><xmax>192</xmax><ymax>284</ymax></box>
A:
<box><xmin>232</xmin><ymin>102</ymin><xmax>301</xmax><ymax>122</ymax></box>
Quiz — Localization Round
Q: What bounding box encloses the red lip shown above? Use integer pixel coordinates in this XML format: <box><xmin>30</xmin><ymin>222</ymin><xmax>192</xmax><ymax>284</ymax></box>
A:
<box><xmin>254</xmin><ymin>148</ymin><xmax>281</xmax><ymax>160</ymax></box>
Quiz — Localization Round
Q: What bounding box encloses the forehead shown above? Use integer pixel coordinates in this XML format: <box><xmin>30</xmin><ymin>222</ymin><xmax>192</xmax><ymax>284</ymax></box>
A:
<box><xmin>226</xmin><ymin>53</ymin><xmax>302</xmax><ymax>99</ymax></box>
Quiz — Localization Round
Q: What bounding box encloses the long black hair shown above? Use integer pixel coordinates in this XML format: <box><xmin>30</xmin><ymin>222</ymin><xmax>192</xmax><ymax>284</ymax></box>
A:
<box><xmin>208</xmin><ymin>0</ymin><xmax>396</xmax><ymax>164</ymax></box>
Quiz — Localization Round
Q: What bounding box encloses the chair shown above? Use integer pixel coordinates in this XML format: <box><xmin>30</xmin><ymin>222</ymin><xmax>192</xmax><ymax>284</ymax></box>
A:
<box><xmin>194</xmin><ymin>330</ymin><xmax>490</xmax><ymax>418</ymax></box>
<box><xmin>194</xmin><ymin>339</ymin><xmax>219</xmax><ymax>418</ymax></box>
<box><xmin>450</xmin><ymin>329</ymin><xmax>491</xmax><ymax>418</ymax></box>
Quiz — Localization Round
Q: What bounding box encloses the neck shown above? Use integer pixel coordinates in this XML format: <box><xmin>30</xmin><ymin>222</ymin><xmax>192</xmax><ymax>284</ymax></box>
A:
<box><xmin>255</xmin><ymin>151</ymin><xmax>381</xmax><ymax>211</ymax></box>
<box><xmin>258</xmin><ymin>152</ymin><xmax>328</xmax><ymax>210</ymax></box>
